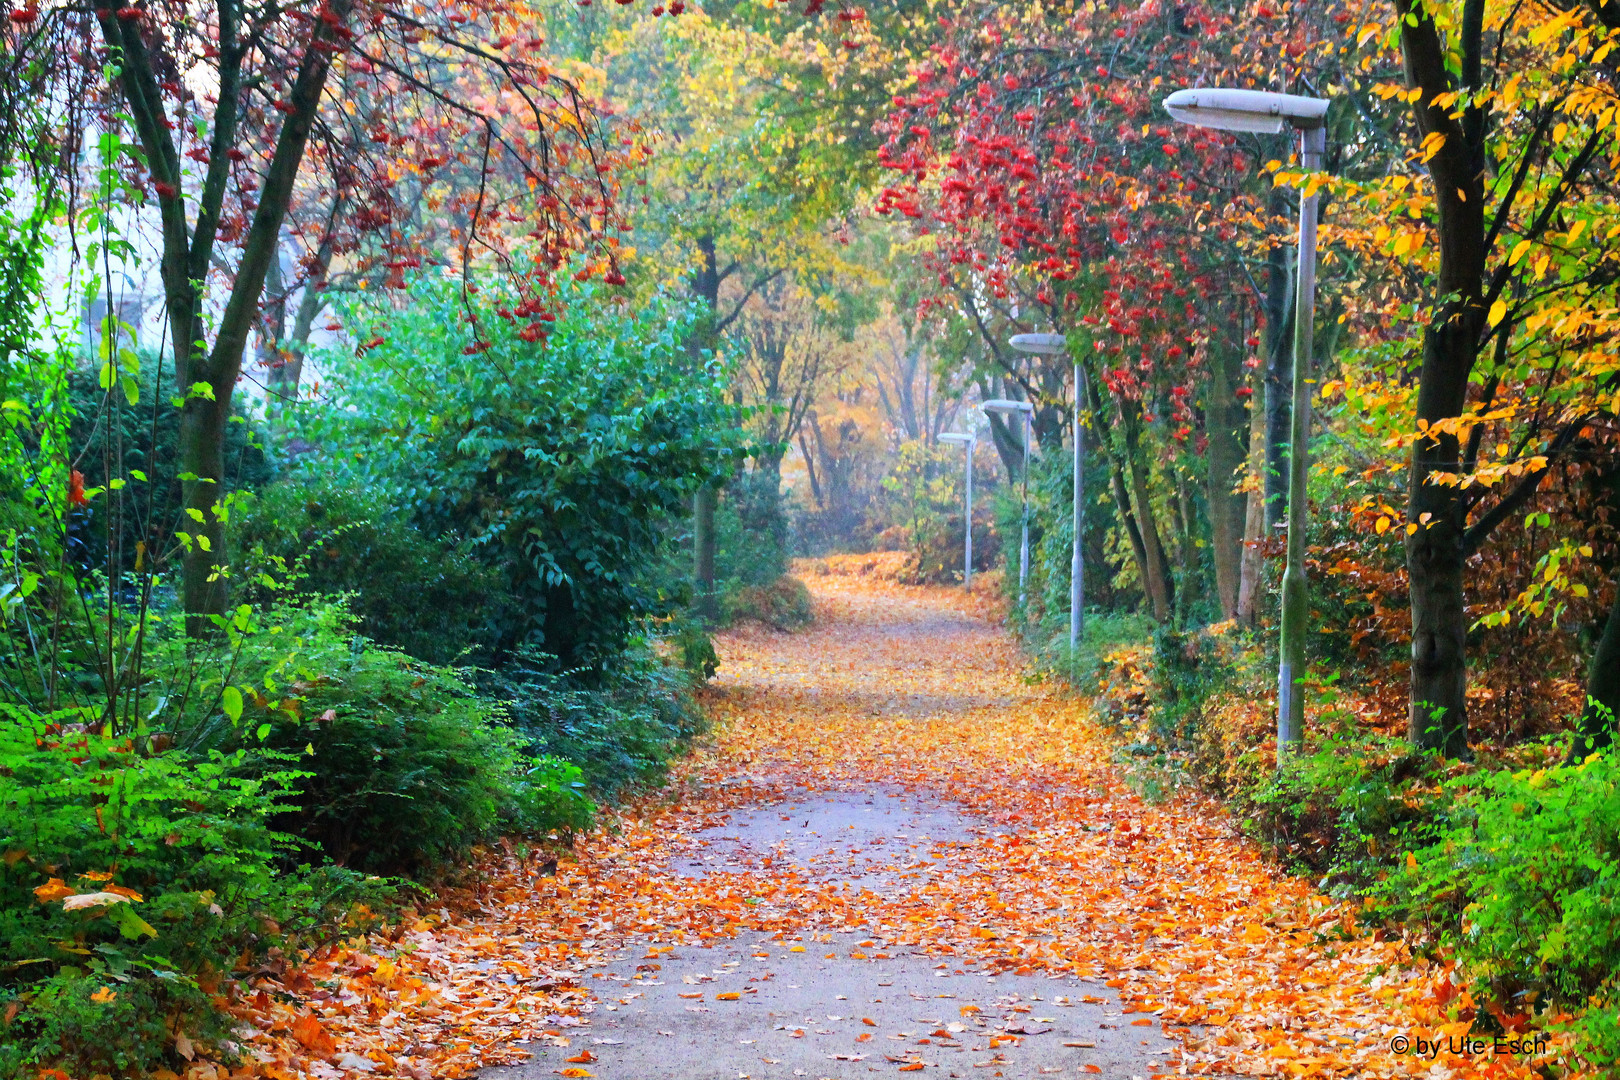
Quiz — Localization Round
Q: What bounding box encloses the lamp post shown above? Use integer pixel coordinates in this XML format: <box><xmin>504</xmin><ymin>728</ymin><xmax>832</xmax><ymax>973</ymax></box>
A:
<box><xmin>938</xmin><ymin>431</ymin><xmax>976</xmax><ymax>590</ymax></box>
<box><xmin>1011</xmin><ymin>333</ymin><xmax>1080</xmax><ymax>649</ymax></box>
<box><xmin>982</xmin><ymin>398</ymin><xmax>1035</xmax><ymax>606</ymax></box>
<box><xmin>1163</xmin><ymin>86</ymin><xmax>1329</xmax><ymax>760</ymax></box>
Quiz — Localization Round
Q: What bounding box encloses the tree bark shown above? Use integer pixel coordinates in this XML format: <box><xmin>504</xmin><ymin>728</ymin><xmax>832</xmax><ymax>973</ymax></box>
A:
<box><xmin>1236</xmin><ymin>358</ymin><xmax>1268</xmax><ymax>625</ymax></box>
<box><xmin>1118</xmin><ymin>397</ymin><xmax>1175</xmax><ymax>622</ymax></box>
<box><xmin>1396</xmin><ymin>0</ymin><xmax>1487</xmax><ymax>756</ymax></box>
<box><xmin>694</xmin><ymin>485</ymin><xmax>718</xmax><ymax>622</ymax></box>
<box><xmin>1262</xmin><ymin>221</ymin><xmax>1296</xmax><ymax>530</ymax></box>
<box><xmin>99</xmin><ymin>0</ymin><xmax>353</xmax><ymax>633</ymax></box>
<box><xmin>1206</xmin><ymin>333</ymin><xmax>1249</xmax><ymax>621</ymax></box>
<box><xmin>1569</xmin><ymin>580</ymin><xmax>1620</xmax><ymax>763</ymax></box>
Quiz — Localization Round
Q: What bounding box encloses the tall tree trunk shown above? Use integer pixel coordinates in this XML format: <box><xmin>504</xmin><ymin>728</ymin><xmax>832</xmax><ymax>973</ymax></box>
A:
<box><xmin>1569</xmin><ymin>580</ymin><xmax>1620</xmax><ymax>764</ymax></box>
<box><xmin>1236</xmin><ymin>366</ymin><xmax>1268</xmax><ymax>625</ymax></box>
<box><xmin>694</xmin><ymin>486</ymin><xmax>718</xmax><ymax>621</ymax></box>
<box><xmin>1118</xmin><ymin>397</ymin><xmax>1175</xmax><ymax>622</ymax></box>
<box><xmin>265</xmin><ymin>231</ymin><xmax>335</xmax><ymax>416</ymax></box>
<box><xmin>1206</xmin><ymin>333</ymin><xmax>1249</xmax><ymax>621</ymax></box>
<box><xmin>101</xmin><ymin>0</ymin><xmax>352</xmax><ymax>633</ymax></box>
<box><xmin>1397</xmin><ymin>0</ymin><xmax>1487</xmax><ymax>756</ymax></box>
<box><xmin>1262</xmin><ymin>219</ymin><xmax>1296</xmax><ymax>530</ymax></box>
<box><xmin>1085</xmin><ymin>374</ymin><xmax>1161</xmax><ymax>620</ymax></box>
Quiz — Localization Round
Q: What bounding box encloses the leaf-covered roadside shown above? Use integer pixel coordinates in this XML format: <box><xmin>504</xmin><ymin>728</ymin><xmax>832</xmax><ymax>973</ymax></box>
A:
<box><xmin>178</xmin><ymin>568</ymin><xmax>1603</xmax><ymax>1079</ymax></box>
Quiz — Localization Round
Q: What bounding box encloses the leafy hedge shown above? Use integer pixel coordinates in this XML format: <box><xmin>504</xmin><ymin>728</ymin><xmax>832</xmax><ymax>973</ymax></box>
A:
<box><xmin>296</xmin><ymin>277</ymin><xmax>749</xmax><ymax>671</ymax></box>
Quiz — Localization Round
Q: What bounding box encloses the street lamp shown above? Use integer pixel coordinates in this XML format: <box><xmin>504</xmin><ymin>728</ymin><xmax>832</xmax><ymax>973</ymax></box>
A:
<box><xmin>1011</xmin><ymin>333</ymin><xmax>1082</xmax><ymax>650</ymax></box>
<box><xmin>982</xmin><ymin>398</ymin><xmax>1035</xmax><ymax>607</ymax></box>
<box><xmin>938</xmin><ymin>431</ymin><xmax>976</xmax><ymax>590</ymax></box>
<box><xmin>1163</xmin><ymin>86</ymin><xmax>1329</xmax><ymax>759</ymax></box>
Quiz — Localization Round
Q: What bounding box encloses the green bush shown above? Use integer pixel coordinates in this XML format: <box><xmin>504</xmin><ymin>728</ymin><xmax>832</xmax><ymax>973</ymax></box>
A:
<box><xmin>176</xmin><ymin>599</ymin><xmax>594</xmax><ymax>875</ymax></box>
<box><xmin>1248</xmin><ymin>727</ymin><xmax>1451</xmax><ymax>878</ymax></box>
<box><xmin>231</xmin><ymin>479</ymin><xmax>507</xmax><ymax>664</ymax></box>
<box><xmin>1386</xmin><ymin>751</ymin><xmax>1620</xmax><ymax>1006</ymax></box>
<box><xmin>0</xmin><ymin>702</ymin><xmax>392</xmax><ymax>1078</ymax></box>
<box><xmin>724</xmin><ymin>575</ymin><xmax>813</xmax><ymax>631</ymax></box>
<box><xmin>296</xmin><ymin>275</ymin><xmax>748</xmax><ymax>671</ymax></box>
<box><xmin>480</xmin><ymin>640</ymin><xmax>706</xmax><ymax>800</ymax></box>
<box><xmin>717</xmin><ymin>468</ymin><xmax>792</xmax><ymax>589</ymax></box>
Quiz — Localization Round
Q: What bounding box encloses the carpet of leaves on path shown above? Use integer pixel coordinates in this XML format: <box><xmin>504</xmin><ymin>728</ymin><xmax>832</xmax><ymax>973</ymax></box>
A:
<box><xmin>199</xmin><ymin>561</ymin><xmax>1573</xmax><ymax>1080</ymax></box>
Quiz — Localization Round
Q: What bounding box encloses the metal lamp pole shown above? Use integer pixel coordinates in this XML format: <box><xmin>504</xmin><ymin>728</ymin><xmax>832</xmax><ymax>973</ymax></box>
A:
<box><xmin>1163</xmin><ymin>87</ymin><xmax>1330</xmax><ymax>761</ymax></box>
<box><xmin>1011</xmin><ymin>333</ymin><xmax>1079</xmax><ymax>647</ymax></box>
<box><xmin>983</xmin><ymin>399</ymin><xmax>1035</xmax><ymax>607</ymax></box>
<box><xmin>938</xmin><ymin>431</ymin><xmax>977</xmax><ymax>590</ymax></box>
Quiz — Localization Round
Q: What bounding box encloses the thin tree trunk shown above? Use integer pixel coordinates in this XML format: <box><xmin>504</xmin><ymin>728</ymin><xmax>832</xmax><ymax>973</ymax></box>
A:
<box><xmin>1206</xmin><ymin>333</ymin><xmax>1248</xmax><ymax>621</ymax></box>
<box><xmin>1262</xmin><ymin>221</ymin><xmax>1296</xmax><ymax>531</ymax></box>
<box><xmin>1118</xmin><ymin>398</ymin><xmax>1175</xmax><ymax>622</ymax></box>
<box><xmin>1569</xmin><ymin>580</ymin><xmax>1620</xmax><ymax>763</ymax></box>
<box><xmin>1236</xmin><ymin>366</ymin><xmax>1268</xmax><ymax>625</ymax></box>
<box><xmin>694</xmin><ymin>486</ymin><xmax>718</xmax><ymax>621</ymax></box>
<box><xmin>101</xmin><ymin>0</ymin><xmax>353</xmax><ymax>632</ymax></box>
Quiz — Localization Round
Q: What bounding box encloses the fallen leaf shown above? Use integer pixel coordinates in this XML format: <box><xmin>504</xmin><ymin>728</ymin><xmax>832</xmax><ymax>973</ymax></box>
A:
<box><xmin>290</xmin><ymin>1011</ymin><xmax>336</xmax><ymax>1055</ymax></box>
<box><xmin>564</xmin><ymin>1051</ymin><xmax>596</xmax><ymax>1064</ymax></box>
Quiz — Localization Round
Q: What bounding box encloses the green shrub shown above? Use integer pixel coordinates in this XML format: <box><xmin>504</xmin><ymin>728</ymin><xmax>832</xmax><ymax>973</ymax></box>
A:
<box><xmin>177</xmin><ymin>599</ymin><xmax>594</xmax><ymax>875</ymax></box>
<box><xmin>1248</xmin><ymin>727</ymin><xmax>1452</xmax><ymax>878</ymax></box>
<box><xmin>1386</xmin><ymin>750</ymin><xmax>1620</xmax><ymax>1006</ymax></box>
<box><xmin>717</xmin><ymin>468</ymin><xmax>792</xmax><ymax>589</ymax></box>
<box><xmin>0</xmin><ymin>702</ymin><xmax>390</xmax><ymax>1078</ymax></box>
<box><xmin>724</xmin><ymin>575</ymin><xmax>813</xmax><ymax>631</ymax></box>
<box><xmin>296</xmin><ymin>275</ymin><xmax>749</xmax><ymax>670</ymax></box>
<box><xmin>231</xmin><ymin>479</ymin><xmax>507</xmax><ymax>664</ymax></box>
<box><xmin>481</xmin><ymin>640</ymin><xmax>705</xmax><ymax>800</ymax></box>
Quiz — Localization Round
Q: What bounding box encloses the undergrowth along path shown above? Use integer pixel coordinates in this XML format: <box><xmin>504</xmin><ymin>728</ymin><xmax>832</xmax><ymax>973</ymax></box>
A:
<box><xmin>227</xmin><ymin>565</ymin><xmax>1552</xmax><ymax>1080</ymax></box>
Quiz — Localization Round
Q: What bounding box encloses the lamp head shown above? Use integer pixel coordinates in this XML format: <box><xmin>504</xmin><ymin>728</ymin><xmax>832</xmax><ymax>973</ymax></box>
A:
<box><xmin>1009</xmin><ymin>333</ymin><xmax>1067</xmax><ymax>356</ymax></box>
<box><xmin>938</xmin><ymin>432</ymin><xmax>975</xmax><ymax>446</ymax></box>
<box><xmin>1163</xmin><ymin>88</ymin><xmax>1328</xmax><ymax>134</ymax></box>
<box><xmin>982</xmin><ymin>399</ymin><xmax>1035</xmax><ymax>415</ymax></box>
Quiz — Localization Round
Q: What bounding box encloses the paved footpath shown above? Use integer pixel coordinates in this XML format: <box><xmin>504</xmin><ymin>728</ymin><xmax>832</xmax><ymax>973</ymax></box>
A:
<box><xmin>470</xmin><ymin>568</ymin><xmax>1476</xmax><ymax>1080</ymax></box>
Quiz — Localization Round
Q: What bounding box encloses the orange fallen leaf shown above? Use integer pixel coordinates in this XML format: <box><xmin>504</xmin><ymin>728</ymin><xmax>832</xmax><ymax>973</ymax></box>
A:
<box><xmin>716</xmin><ymin>991</ymin><xmax>741</xmax><ymax>1001</ymax></box>
<box><xmin>1131</xmin><ymin>1018</ymin><xmax>1154</xmax><ymax>1026</ymax></box>
<box><xmin>1083</xmin><ymin>1066</ymin><xmax>1102</xmax><ymax>1075</ymax></box>
<box><xmin>555</xmin><ymin>1071</ymin><xmax>593</xmax><ymax>1078</ymax></box>
<box><xmin>900</xmin><ymin>1065</ymin><xmax>925</xmax><ymax>1073</ymax></box>
<box><xmin>290</xmin><ymin>1011</ymin><xmax>337</xmax><ymax>1055</ymax></box>
<box><xmin>856</xmin><ymin>1033</ymin><xmax>873</xmax><ymax>1043</ymax></box>
<box><xmin>564</xmin><ymin>1051</ymin><xmax>595</xmax><ymax>1064</ymax></box>
<box><xmin>862</xmin><ymin>1017</ymin><xmax>877</xmax><ymax>1026</ymax></box>
<box><xmin>678</xmin><ymin>992</ymin><xmax>703</xmax><ymax>999</ymax></box>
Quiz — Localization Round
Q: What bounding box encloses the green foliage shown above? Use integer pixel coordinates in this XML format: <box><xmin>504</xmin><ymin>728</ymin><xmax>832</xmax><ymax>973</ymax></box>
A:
<box><xmin>1248</xmin><ymin>726</ymin><xmax>1451</xmax><ymax>878</ymax></box>
<box><xmin>724</xmin><ymin>575</ymin><xmax>813</xmax><ymax>631</ymax></box>
<box><xmin>231</xmin><ymin>479</ymin><xmax>506</xmax><ymax>664</ymax></box>
<box><xmin>296</xmin><ymin>275</ymin><xmax>749</xmax><ymax>671</ymax></box>
<box><xmin>66</xmin><ymin>352</ymin><xmax>275</xmax><ymax>577</ymax></box>
<box><xmin>0</xmin><ymin>700</ymin><xmax>395</xmax><ymax>1078</ymax></box>
<box><xmin>1384</xmin><ymin>751</ymin><xmax>1620</xmax><ymax>1004</ymax></box>
<box><xmin>479</xmin><ymin>640</ymin><xmax>706</xmax><ymax>800</ymax></box>
<box><xmin>176</xmin><ymin>598</ymin><xmax>595</xmax><ymax>875</ymax></box>
<box><xmin>881</xmin><ymin>439</ymin><xmax>962</xmax><ymax>583</ymax></box>
<box><xmin>716</xmin><ymin>468</ymin><xmax>792</xmax><ymax>590</ymax></box>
